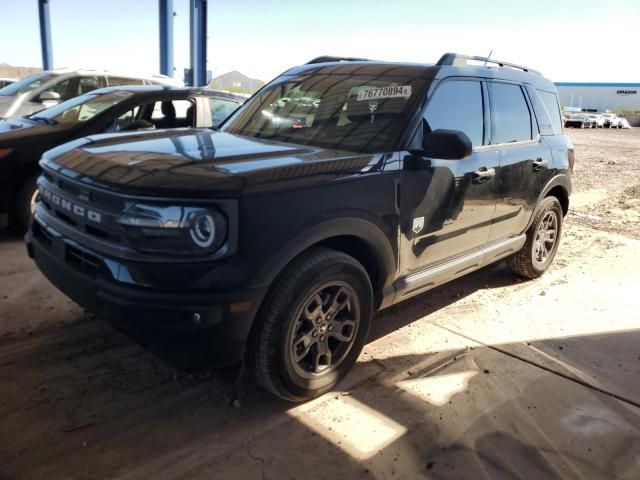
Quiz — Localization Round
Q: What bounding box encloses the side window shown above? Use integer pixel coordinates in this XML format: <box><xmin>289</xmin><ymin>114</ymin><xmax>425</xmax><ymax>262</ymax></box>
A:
<box><xmin>537</xmin><ymin>90</ymin><xmax>563</xmax><ymax>135</ymax></box>
<box><xmin>78</xmin><ymin>76</ymin><xmax>101</xmax><ymax>95</ymax></box>
<box><xmin>210</xmin><ymin>98</ymin><xmax>240</xmax><ymax>127</ymax></box>
<box><xmin>108</xmin><ymin>76</ymin><xmax>144</xmax><ymax>87</ymax></box>
<box><xmin>105</xmin><ymin>106</ymin><xmax>141</xmax><ymax>132</ymax></box>
<box><xmin>490</xmin><ymin>83</ymin><xmax>532</xmax><ymax>144</ymax></box>
<box><xmin>48</xmin><ymin>78</ymin><xmax>74</xmax><ymax>100</ymax></box>
<box><xmin>150</xmin><ymin>99</ymin><xmax>195</xmax><ymax>128</ymax></box>
<box><xmin>424</xmin><ymin>80</ymin><xmax>484</xmax><ymax>147</ymax></box>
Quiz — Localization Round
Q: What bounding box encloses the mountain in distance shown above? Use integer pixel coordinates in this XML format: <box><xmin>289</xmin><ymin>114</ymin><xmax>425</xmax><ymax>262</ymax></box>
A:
<box><xmin>210</xmin><ymin>70</ymin><xmax>265</xmax><ymax>94</ymax></box>
<box><xmin>0</xmin><ymin>63</ymin><xmax>42</xmax><ymax>79</ymax></box>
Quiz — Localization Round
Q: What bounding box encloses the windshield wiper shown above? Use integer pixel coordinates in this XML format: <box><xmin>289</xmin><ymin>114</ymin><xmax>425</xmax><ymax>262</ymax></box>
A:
<box><xmin>29</xmin><ymin>116</ymin><xmax>57</xmax><ymax>125</ymax></box>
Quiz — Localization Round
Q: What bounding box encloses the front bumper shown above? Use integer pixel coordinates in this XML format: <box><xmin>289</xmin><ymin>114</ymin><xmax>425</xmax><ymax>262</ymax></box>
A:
<box><xmin>26</xmin><ymin>217</ymin><xmax>266</xmax><ymax>370</ymax></box>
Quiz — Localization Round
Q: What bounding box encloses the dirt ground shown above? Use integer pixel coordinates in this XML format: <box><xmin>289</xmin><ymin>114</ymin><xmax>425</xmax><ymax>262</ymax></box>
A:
<box><xmin>0</xmin><ymin>128</ymin><xmax>639</xmax><ymax>479</ymax></box>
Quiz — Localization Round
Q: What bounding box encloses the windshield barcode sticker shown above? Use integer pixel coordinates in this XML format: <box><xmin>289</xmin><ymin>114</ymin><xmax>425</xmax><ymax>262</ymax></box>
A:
<box><xmin>357</xmin><ymin>86</ymin><xmax>412</xmax><ymax>101</ymax></box>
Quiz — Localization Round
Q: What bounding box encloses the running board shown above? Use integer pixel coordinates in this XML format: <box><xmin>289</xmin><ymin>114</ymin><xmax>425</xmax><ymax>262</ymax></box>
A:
<box><xmin>393</xmin><ymin>235</ymin><xmax>526</xmax><ymax>303</ymax></box>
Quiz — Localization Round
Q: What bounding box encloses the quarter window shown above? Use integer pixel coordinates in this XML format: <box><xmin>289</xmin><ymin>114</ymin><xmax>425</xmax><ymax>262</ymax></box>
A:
<box><xmin>424</xmin><ymin>80</ymin><xmax>484</xmax><ymax>147</ymax></box>
<box><xmin>490</xmin><ymin>83</ymin><xmax>532</xmax><ymax>144</ymax></box>
<box><xmin>537</xmin><ymin>90</ymin><xmax>563</xmax><ymax>135</ymax></box>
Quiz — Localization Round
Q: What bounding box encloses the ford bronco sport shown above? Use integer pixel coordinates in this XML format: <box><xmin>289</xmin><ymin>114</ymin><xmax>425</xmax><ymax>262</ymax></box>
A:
<box><xmin>26</xmin><ymin>53</ymin><xmax>573</xmax><ymax>401</ymax></box>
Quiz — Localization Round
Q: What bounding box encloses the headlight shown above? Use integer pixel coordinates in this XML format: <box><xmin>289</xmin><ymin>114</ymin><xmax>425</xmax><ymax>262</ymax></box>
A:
<box><xmin>118</xmin><ymin>203</ymin><xmax>227</xmax><ymax>256</ymax></box>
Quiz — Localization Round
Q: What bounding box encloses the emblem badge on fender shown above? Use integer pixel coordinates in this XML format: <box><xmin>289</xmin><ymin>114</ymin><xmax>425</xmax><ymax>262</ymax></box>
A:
<box><xmin>412</xmin><ymin>217</ymin><xmax>424</xmax><ymax>234</ymax></box>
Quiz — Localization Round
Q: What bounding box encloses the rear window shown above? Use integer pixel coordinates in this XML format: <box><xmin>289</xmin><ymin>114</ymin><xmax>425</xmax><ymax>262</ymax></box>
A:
<box><xmin>537</xmin><ymin>90</ymin><xmax>563</xmax><ymax>135</ymax></box>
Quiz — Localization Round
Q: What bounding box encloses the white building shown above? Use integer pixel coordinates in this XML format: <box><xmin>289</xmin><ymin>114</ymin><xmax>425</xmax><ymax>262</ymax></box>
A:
<box><xmin>555</xmin><ymin>83</ymin><xmax>640</xmax><ymax>112</ymax></box>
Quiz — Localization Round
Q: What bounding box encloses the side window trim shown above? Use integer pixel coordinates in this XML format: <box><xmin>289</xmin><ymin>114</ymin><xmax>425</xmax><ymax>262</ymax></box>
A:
<box><xmin>487</xmin><ymin>80</ymin><xmax>537</xmax><ymax>147</ymax></box>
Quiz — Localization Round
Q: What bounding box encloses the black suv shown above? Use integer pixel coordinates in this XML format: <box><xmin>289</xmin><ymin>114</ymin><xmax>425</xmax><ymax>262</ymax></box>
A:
<box><xmin>27</xmin><ymin>53</ymin><xmax>573</xmax><ymax>401</ymax></box>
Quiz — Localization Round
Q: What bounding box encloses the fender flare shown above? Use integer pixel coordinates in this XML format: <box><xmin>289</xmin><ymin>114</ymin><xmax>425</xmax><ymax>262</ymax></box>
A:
<box><xmin>252</xmin><ymin>216</ymin><xmax>397</xmax><ymax>295</ymax></box>
<box><xmin>526</xmin><ymin>174</ymin><xmax>571</xmax><ymax>231</ymax></box>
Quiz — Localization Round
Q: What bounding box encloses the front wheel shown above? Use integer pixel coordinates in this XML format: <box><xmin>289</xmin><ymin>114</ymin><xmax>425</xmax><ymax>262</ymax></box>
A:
<box><xmin>249</xmin><ymin>247</ymin><xmax>373</xmax><ymax>402</ymax></box>
<box><xmin>506</xmin><ymin>196</ymin><xmax>563</xmax><ymax>279</ymax></box>
<box><xmin>14</xmin><ymin>174</ymin><xmax>39</xmax><ymax>232</ymax></box>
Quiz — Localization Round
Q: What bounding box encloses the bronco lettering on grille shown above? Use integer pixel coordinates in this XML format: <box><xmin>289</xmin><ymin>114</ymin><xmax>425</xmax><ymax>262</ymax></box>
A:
<box><xmin>41</xmin><ymin>188</ymin><xmax>102</xmax><ymax>223</ymax></box>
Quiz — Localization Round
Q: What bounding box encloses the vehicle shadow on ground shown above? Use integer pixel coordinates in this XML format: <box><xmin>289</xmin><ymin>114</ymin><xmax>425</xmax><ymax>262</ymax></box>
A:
<box><xmin>2</xmin><ymin>322</ymin><xmax>639</xmax><ymax>479</ymax></box>
<box><xmin>5</xmin><ymin>254</ymin><xmax>639</xmax><ymax>479</ymax></box>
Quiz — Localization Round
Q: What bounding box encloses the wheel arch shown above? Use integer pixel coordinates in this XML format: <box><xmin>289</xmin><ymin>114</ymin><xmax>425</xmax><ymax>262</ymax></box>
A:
<box><xmin>526</xmin><ymin>174</ymin><xmax>571</xmax><ymax>231</ymax></box>
<box><xmin>252</xmin><ymin>217</ymin><xmax>397</xmax><ymax>310</ymax></box>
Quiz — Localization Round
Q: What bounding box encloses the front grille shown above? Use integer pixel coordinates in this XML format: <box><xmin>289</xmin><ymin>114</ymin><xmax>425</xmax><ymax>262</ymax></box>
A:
<box><xmin>38</xmin><ymin>170</ymin><xmax>125</xmax><ymax>246</ymax></box>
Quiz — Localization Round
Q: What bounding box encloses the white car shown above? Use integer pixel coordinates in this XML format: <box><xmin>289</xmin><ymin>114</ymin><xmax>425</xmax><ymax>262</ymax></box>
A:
<box><xmin>587</xmin><ymin>114</ymin><xmax>605</xmax><ymax>128</ymax></box>
<box><xmin>600</xmin><ymin>113</ymin><xmax>621</xmax><ymax>128</ymax></box>
<box><xmin>0</xmin><ymin>68</ymin><xmax>177</xmax><ymax>119</ymax></box>
<box><xmin>619</xmin><ymin>118</ymin><xmax>631</xmax><ymax>129</ymax></box>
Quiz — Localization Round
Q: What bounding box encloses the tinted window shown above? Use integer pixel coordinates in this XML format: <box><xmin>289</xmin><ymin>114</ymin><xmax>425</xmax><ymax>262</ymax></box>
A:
<box><xmin>210</xmin><ymin>97</ymin><xmax>240</xmax><ymax>127</ymax></box>
<box><xmin>424</xmin><ymin>80</ymin><xmax>484</xmax><ymax>147</ymax></box>
<box><xmin>108</xmin><ymin>76</ymin><xmax>144</xmax><ymax>87</ymax></box>
<box><xmin>47</xmin><ymin>78</ymin><xmax>75</xmax><ymax>100</ymax></box>
<box><xmin>490</xmin><ymin>83</ymin><xmax>532</xmax><ymax>143</ymax></box>
<box><xmin>223</xmin><ymin>73</ymin><xmax>429</xmax><ymax>153</ymax></box>
<box><xmin>537</xmin><ymin>90</ymin><xmax>563</xmax><ymax>135</ymax></box>
<box><xmin>79</xmin><ymin>76</ymin><xmax>100</xmax><ymax>95</ymax></box>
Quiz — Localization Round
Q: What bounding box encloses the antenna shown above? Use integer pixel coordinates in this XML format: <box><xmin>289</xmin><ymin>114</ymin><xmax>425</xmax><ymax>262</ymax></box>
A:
<box><xmin>484</xmin><ymin>50</ymin><xmax>493</xmax><ymax>67</ymax></box>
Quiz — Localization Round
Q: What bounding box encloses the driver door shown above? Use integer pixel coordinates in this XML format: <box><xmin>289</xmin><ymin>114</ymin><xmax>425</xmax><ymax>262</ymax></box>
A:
<box><xmin>398</xmin><ymin>78</ymin><xmax>498</xmax><ymax>278</ymax></box>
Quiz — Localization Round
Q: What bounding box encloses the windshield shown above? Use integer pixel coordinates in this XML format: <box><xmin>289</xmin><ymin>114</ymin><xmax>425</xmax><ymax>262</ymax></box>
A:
<box><xmin>31</xmin><ymin>90</ymin><xmax>133</xmax><ymax>125</ymax></box>
<box><xmin>0</xmin><ymin>72</ymin><xmax>57</xmax><ymax>96</ymax></box>
<box><xmin>223</xmin><ymin>72</ymin><xmax>429</xmax><ymax>153</ymax></box>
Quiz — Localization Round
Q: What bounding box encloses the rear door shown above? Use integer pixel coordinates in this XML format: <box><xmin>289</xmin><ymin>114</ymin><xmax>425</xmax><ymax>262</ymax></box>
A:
<box><xmin>398</xmin><ymin>78</ymin><xmax>499</xmax><ymax>276</ymax></box>
<box><xmin>487</xmin><ymin>81</ymin><xmax>553</xmax><ymax>241</ymax></box>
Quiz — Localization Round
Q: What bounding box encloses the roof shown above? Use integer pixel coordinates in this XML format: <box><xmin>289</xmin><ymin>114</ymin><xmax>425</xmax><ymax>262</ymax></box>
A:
<box><xmin>43</xmin><ymin>68</ymin><xmax>176</xmax><ymax>84</ymax></box>
<box><xmin>284</xmin><ymin>61</ymin><xmax>555</xmax><ymax>91</ymax></box>
<box><xmin>86</xmin><ymin>85</ymin><xmax>246</xmax><ymax>102</ymax></box>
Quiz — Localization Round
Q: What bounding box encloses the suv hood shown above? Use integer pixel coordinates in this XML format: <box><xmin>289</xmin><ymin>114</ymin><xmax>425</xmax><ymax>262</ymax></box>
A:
<box><xmin>42</xmin><ymin>128</ymin><xmax>378</xmax><ymax>196</ymax></box>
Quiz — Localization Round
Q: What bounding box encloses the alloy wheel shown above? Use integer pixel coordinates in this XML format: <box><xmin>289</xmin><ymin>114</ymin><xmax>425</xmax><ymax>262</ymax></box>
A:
<box><xmin>288</xmin><ymin>281</ymin><xmax>360</xmax><ymax>379</ymax></box>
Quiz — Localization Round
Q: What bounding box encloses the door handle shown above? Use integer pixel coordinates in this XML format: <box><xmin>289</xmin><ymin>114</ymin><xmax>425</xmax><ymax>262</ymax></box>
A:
<box><xmin>532</xmin><ymin>158</ymin><xmax>548</xmax><ymax>171</ymax></box>
<box><xmin>473</xmin><ymin>167</ymin><xmax>496</xmax><ymax>184</ymax></box>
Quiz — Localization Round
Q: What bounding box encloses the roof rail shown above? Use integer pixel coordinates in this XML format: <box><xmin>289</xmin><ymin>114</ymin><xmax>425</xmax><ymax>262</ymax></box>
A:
<box><xmin>306</xmin><ymin>56</ymin><xmax>371</xmax><ymax>65</ymax></box>
<box><xmin>437</xmin><ymin>53</ymin><xmax>541</xmax><ymax>75</ymax></box>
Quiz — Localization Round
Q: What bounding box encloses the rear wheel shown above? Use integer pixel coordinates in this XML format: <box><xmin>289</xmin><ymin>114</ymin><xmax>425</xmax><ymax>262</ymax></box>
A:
<box><xmin>249</xmin><ymin>247</ymin><xmax>373</xmax><ymax>402</ymax></box>
<box><xmin>506</xmin><ymin>196</ymin><xmax>563</xmax><ymax>279</ymax></box>
<box><xmin>14</xmin><ymin>173</ymin><xmax>39</xmax><ymax>232</ymax></box>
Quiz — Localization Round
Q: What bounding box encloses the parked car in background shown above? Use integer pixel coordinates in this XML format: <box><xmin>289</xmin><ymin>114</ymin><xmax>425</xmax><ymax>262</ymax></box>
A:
<box><xmin>564</xmin><ymin>112</ymin><xmax>594</xmax><ymax>128</ymax></box>
<box><xmin>619</xmin><ymin>118</ymin><xmax>631</xmax><ymax>129</ymax></box>
<box><xmin>0</xmin><ymin>69</ymin><xmax>176</xmax><ymax>119</ymax></box>
<box><xmin>0</xmin><ymin>78</ymin><xmax>17</xmax><ymax>89</ymax></box>
<box><xmin>0</xmin><ymin>85</ymin><xmax>244</xmax><ymax>230</ymax></box>
<box><xmin>588</xmin><ymin>114</ymin><xmax>605</xmax><ymax>128</ymax></box>
<box><xmin>601</xmin><ymin>113</ymin><xmax>621</xmax><ymax>128</ymax></box>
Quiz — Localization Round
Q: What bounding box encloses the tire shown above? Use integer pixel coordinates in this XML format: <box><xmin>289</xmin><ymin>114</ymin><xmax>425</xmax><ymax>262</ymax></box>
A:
<box><xmin>249</xmin><ymin>247</ymin><xmax>373</xmax><ymax>402</ymax></box>
<box><xmin>506</xmin><ymin>196</ymin><xmax>563</xmax><ymax>279</ymax></box>
<box><xmin>14</xmin><ymin>173</ymin><xmax>39</xmax><ymax>232</ymax></box>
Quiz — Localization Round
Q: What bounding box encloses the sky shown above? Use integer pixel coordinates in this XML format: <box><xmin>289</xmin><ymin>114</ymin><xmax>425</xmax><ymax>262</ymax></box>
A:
<box><xmin>0</xmin><ymin>0</ymin><xmax>638</xmax><ymax>84</ymax></box>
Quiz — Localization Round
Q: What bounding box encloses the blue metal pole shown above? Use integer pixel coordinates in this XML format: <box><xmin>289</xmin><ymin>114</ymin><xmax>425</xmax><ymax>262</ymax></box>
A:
<box><xmin>38</xmin><ymin>0</ymin><xmax>53</xmax><ymax>70</ymax></box>
<box><xmin>189</xmin><ymin>0</ymin><xmax>207</xmax><ymax>87</ymax></box>
<box><xmin>159</xmin><ymin>0</ymin><xmax>174</xmax><ymax>77</ymax></box>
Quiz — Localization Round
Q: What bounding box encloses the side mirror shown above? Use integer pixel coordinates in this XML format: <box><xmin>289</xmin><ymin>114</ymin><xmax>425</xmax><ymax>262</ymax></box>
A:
<box><xmin>39</xmin><ymin>91</ymin><xmax>61</xmax><ymax>107</ymax></box>
<box><xmin>422</xmin><ymin>129</ymin><xmax>472</xmax><ymax>160</ymax></box>
<box><xmin>121</xmin><ymin>119</ymin><xmax>155</xmax><ymax>131</ymax></box>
